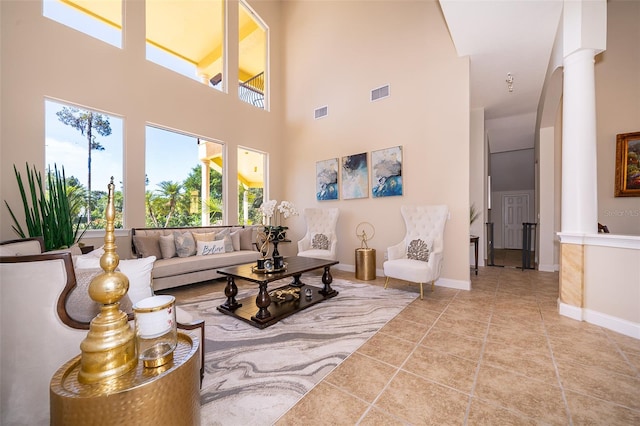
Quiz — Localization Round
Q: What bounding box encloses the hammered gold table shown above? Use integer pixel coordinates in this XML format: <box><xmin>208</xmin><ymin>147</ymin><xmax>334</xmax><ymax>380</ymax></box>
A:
<box><xmin>50</xmin><ymin>333</ymin><xmax>200</xmax><ymax>425</ymax></box>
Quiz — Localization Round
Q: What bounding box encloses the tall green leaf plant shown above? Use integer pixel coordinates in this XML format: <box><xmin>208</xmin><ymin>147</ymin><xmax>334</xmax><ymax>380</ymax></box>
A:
<box><xmin>4</xmin><ymin>163</ymin><xmax>85</xmax><ymax>251</ymax></box>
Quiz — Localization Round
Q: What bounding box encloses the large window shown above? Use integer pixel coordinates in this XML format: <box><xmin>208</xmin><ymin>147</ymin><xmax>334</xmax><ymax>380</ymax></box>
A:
<box><xmin>43</xmin><ymin>0</ymin><xmax>122</xmax><ymax>48</ymax></box>
<box><xmin>146</xmin><ymin>0</ymin><xmax>224</xmax><ymax>88</ymax></box>
<box><xmin>238</xmin><ymin>1</ymin><xmax>267</xmax><ymax>109</ymax></box>
<box><xmin>45</xmin><ymin>99</ymin><xmax>124</xmax><ymax>229</ymax></box>
<box><xmin>145</xmin><ymin>126</ymin><xmax>225</xmax><ymax>227</ymax></box>
<box><xmin>237</xmin><ymin>148</ymin><xmax>266</xmax><ymax>225</ymax></box>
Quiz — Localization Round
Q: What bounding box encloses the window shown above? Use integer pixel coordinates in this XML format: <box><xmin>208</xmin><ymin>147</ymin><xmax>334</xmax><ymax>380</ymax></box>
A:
<box><xmin>238</xmin><ymin>2</ymin><xmax>267</xmax><ymax>109</ymax></box>
<box><xmin>43</xmin><ymin>0</ymin><xmax>122</xmax><ymax>48</ymax></box>
<box><xmin>237</xmin><ymin>148</ymin><xmax>266</xmax><ymax>225</ymax></box>
<box><xmin>145</xmin><ymin>126</ymin><xmax>225</xmax><ymax>227</ymax></box>
<box><xmin>146</xmin><ymin>0</ymin><xmax>225</xmax><ymax>89</ymax></box>
<box><xmin>45</xmin><ymin>99</ymin><xmax>124</xmax><ymax>229</ymax></box>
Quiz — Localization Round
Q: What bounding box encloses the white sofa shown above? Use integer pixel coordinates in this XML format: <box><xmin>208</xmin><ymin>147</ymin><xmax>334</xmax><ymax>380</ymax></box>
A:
<box><xmin>131</xmin><ymin>225</ymin><xmax>261</xmax><ymax>291</ymax></box>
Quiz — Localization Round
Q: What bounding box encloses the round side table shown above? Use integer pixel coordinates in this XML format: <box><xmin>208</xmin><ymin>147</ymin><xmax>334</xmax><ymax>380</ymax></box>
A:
<box><xmin>50</xmin><ymin>332</ymin><xmax>200</xmax><ymax>425</ymax></box>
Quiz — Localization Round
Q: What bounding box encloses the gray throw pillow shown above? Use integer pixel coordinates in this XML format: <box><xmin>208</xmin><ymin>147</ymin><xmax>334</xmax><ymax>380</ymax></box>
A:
<box><xmin>174</xmin><ymin>231</ymin><xmax>196</xmax><ymax>257</ymax></box>
<box><xmin>407</xmin><ymin>239</ymin><xmax>430</xmax><ymax>262</ymax></box>
<box><xmin>159</xmin><ymin>234</ymin><xmax>176</xmax><ymax>259</ymax></box>
<box><xmin>133</xmin><ymin>234</ymin><xmax>162</xmax><ymax>259</ymax></box>
<box><xmin>311</xmin><ymin>233</ymin><xmax>330</xmax><ymax>250</ymax></box>
<box><xmin>215</xmin><ymin>233</ymin><xmax>234</xmax><ymax>252</ymax></box>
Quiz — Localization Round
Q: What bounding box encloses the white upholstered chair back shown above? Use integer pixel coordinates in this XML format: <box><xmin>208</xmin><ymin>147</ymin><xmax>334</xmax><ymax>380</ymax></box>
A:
<box><xmin>303</xmin><ymin>208</ymin><xmax>339</xmax><ymax>238</ymax></box>
<box><xmin>297</xmin><ymin>208</ymin><xmax>340</xmax><ymax>261</ymax></box>
<box><xmin>401</xmin><ymin>205</ymin><xmax>449</xmax><ymax>255</ymax></box>
<box><xmin>0</xmin><ymin>253</ymin><xmax>86</xmax><ymax>425</ymax></box>
<box><xmin>0</xmin><ymin>236</ymin><xmax>45</xmax><ymax>256</ymax></box>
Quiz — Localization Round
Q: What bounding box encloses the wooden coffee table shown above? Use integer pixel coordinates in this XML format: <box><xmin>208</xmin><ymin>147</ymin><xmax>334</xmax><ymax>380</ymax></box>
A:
<box><xmin>216</xmin><ymin>256</ymin><xmax>339</xmax><ymax>328</ymax></box>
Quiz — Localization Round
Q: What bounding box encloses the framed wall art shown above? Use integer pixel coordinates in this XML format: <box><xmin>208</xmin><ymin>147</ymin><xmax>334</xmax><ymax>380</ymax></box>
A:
<box><xmin>316</xmin><ymin>158</ymin><xmax>339</xmax><ymax>200</ymax></box>
<box><xmin>615</xmin><ymin>131</ymin><xmax>640</xmax><ymax>197</ymax></box>
<box><xmin>341</xmin><ymin>152</ymin><xmax>368</xmax><ymax>200</ymax></box>
<box><xmin>371</xmin><ymin>146</ymin><xmax>403</xmax><ymax>198</ymax></box>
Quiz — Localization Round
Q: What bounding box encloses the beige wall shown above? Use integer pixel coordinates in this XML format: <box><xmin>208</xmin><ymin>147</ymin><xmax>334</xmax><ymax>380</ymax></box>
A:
<box><xmin>1</xmin><ymin>1</ymin><xmax>472</xmax><ymax>287</ymax></box>
<box><xmin>0</xmin><ymin>0</ymin><xmax>284</xmax><ymax>234</ymax></box>
<box><xmin>595</xmin><ymin>0</ymin><xmax>640</xmax><ymax>236</ymax></box>
<box><xmin>280</xmin><ymin>0</ymin><xmax>471</xmax><ymax>285</ymax></box>
<box><xmin>583</xmin><ymin>241</ymin><xmax>640</xmax><ymax>327</ymax></box>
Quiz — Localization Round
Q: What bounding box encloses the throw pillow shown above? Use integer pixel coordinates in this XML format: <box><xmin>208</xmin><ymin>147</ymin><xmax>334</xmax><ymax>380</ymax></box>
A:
<box><xmin>118</xmin><ymin>256</ymin><xmax>156</xmax><ymax>304</ymax></box>
<box><xmin>67</xmin><ymin>268</ymin><xmax>134</xmax><ymax>323</ymax></box>
<box><xmin>311</xmin><ymin>233</ymin><xmax>330</xmax><ymax>250</ymax></box>
<box><xmin>159</xmin><ymin>234</ymin><xmax>177</xmax><ymax>259</ymax></box>
<box><xmin>74</xmin><ymin>249</ymin><xmax>102</xmax><ymax>269</ymax></box>
<box><xmin>174</xmin><ymin>231</ymin><xmax>196</xmax><ymax>258</ymax></box>
<box><xmin>230</xmin><ymin>230</ymin><xmax>241</xmax><ymax>252</ymax></box>
<box><xmin>215</xmin><ymin>233</ymin><xmax>234</xmax><ymax>252</ymax></box>
<box><xmin>192</xmin><ymin>231</ymin><xmax>217</xmax><ymax>242</ymax></box>
<box><xmin>196</xmin><ymin>239</ymin><xmax>225</xmax><ymax>256</ymax></box>
<box><xmin>239</xmin><ymin>227</ymin><xmax>256</xmax><ymax>251</ymax></box>
<box><xmin>133</xmin><ymin>234</ymin><xmax>162</xmax><ymax>259</ymax></box>
<box><xmin>407</xmin><ymin>239</ymin><xmax>430</xmax><ymax>262</ymax></box>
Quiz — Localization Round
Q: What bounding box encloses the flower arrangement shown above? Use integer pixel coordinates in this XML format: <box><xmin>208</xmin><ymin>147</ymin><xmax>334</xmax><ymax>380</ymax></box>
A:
<box><xmin>258</xmin><ymin>200</ymin><xmax>298</xmax><ymax>244</ymax></box>
<box><xmin>259</xmin><ymin>199</ymin><xmax>298</xmax><ymax>226</ymax></box>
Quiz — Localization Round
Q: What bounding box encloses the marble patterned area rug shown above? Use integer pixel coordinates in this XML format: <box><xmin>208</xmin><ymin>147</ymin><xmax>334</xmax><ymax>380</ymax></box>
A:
<box><xmin>177</xmin><ymin>275</ymin><xmax>416</xmax><ymax>426</ymax></box>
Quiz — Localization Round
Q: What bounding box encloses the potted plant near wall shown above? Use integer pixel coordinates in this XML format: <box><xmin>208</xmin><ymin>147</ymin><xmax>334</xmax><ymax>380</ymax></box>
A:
<box><xmin>4</xmin><ymin>162</ymin><xmax>85</xmax><ymax>251</ymax></box>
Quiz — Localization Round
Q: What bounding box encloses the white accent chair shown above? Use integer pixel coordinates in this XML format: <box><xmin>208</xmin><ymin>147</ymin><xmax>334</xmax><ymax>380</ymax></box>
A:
<box><xmin>383</xmin><ymin>205</ymin><xmax>449</xmax><ymax>299</ymax></box>
<box><xmin>0</xmin><ymin>238</ymin><xmax>204</xmax><ymax>425</ymax></box>
<box><xmin>297</xmin><ymin>208</ymin><xmax>339</xmax><ymax>261</ymax></box>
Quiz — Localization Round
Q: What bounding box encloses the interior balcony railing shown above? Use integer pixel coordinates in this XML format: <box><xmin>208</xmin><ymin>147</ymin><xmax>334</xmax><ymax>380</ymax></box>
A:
<box><xmin>239</xmin><ymin>72</ymin><xmax>264</xmax><ymax>109</ymax></box>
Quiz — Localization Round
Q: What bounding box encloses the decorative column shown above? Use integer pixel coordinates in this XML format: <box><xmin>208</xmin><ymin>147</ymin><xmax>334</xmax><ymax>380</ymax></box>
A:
<box><xmin>558</xmin><ymin>0</ymin><xmax>606</xmax><ymax>318</ymax></box>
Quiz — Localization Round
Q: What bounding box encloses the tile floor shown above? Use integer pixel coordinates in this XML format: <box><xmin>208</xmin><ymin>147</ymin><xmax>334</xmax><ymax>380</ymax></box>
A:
<box><xmin>272</xmin><ymin>267</ymin><xmax>640</xmax><ymax>425</ymax></box>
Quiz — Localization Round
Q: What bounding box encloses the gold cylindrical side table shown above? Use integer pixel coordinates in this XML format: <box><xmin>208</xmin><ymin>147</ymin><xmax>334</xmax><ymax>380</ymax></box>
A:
<box><xmin>355</xmin><ymin>248</ymin><xmax>376</xmax><ymax>280</ymax></box>
<box><xmin>50</xmin><ymin>333</ymin><xmax>200</xmax><ymax>425</ymax></box>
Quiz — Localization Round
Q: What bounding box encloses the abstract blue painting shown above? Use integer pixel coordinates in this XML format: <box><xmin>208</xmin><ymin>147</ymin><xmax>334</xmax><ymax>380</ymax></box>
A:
<box><xmin>316</xmin><ymin>158</ymin><xmax>339</xmax><ymax>201</ymax></box>
<box><xmin>341</xmin><ymin>153</ymin><xmax>368</xmax><ymax>200</ymax></box>
<box><xmin>371</xmin><ymin>146</ymin><xmax>403</xmax><ymax>198</ymax></box>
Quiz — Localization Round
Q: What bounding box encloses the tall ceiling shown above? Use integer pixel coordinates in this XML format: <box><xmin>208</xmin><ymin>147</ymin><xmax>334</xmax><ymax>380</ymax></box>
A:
<box><xmin>439</xmin><ymin>0</ymin><xmax>563</xmax><ymax>154</ymax></box>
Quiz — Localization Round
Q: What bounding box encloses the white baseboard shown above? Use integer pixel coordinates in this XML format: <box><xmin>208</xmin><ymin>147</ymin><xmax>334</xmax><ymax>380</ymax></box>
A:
<box><xmin>558</xmin><ymin>300</ymin><xmax>583</xmax><ymax>321</ymax></box>
<box><xmin>337</xmin><ymin>264</ymin><xmax>470</xmax><ymax>291</ymax></box>
<box><xmin>559</xmin><ymin>300</ymin><xmax>640</xmax><ymax>339</ymax></box>
<box><xmin>538</xmin><ymin>263</ymin><xmax>559</xmax><ymax>272</ymax></box>
<box><xmin>583</xmin><ymin>309</ymin><xmax>640</xmax><ymax>339</ymax></box>
<box><xmin>436</xmin><ymin>277</ymin><xmax>471</xmax><ymax>291</ymax></box>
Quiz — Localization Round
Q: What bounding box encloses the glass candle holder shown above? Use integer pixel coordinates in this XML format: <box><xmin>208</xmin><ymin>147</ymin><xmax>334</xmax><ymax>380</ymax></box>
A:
<box><xmin>133</xmin><ymin>295</ymin><xmax>177</xmax><ymax>368</ymax></box>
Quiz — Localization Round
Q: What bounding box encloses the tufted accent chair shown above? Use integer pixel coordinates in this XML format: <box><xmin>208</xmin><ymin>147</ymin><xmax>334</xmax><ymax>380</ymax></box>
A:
<box><xmin>297</xmin><ymin>208</ymin><xmax>340</xmax><ymax>261</ymax></box>
<box><xmin>383</xmin><ymin>205</ymin><xmax>449</xmax><ymax>299</ymax></box>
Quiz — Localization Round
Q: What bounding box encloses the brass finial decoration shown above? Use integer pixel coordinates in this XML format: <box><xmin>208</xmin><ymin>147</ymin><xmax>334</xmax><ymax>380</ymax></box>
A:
<box><xmin>78</xmin><ymin>177</ymin><xmax>137</xmax><ymax>383</ymax></box>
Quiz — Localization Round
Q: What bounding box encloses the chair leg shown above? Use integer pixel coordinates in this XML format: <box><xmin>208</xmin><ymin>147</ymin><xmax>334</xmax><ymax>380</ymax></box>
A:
<box><xmin>384</xmin><ymin>276</ymin><xmax>390</xmax><ymax>289</ymax></box>
<box><xmin>431</xmin><ymin>281</ymin><xmax>435</xmax><ymax>292</ymax></box>
<box><xmin>419</xmin><ymin>283</ymin><xmax>424</xmax><ymax>300</ymax></box>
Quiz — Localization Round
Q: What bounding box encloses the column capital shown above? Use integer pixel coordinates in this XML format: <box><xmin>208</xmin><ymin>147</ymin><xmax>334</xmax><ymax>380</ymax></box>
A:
<box><xmin>563</xmin><ymin>0</ymin><xmax>607</xmax><ymax>58</ymax></box>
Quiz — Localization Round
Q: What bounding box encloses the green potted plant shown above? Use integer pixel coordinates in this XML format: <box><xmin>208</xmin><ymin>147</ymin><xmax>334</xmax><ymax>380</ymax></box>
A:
<box><xmin>470</xmin><ymin>202</ymin><xmax>480</xmax><ymax>226</ymax></box>
<box><xmin>4</xmin><ymin>162</ymin><xmax>85</xmax><ymax>251</ymax></box>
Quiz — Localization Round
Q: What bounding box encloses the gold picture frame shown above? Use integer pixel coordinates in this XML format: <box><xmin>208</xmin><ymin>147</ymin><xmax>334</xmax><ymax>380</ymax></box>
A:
<box><xmin>615</xmin><ymin>131</ymin><xmax>640</xmax><ymax>197</ymax></box>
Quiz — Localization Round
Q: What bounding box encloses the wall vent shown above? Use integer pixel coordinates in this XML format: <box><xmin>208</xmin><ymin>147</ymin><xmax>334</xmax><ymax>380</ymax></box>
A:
<box><xmin>314</xmin><ymin>106</ymin><xmax>328</xmax><ymax>119</ymax></box>
<box><xmin>371</xmin><ymin>84</ymin><xmax>390</xmax><ymax>101</ymax></box>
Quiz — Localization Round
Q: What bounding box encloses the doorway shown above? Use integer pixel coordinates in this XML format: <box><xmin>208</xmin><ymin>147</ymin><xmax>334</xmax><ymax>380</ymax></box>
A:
<box><xmin>503</xmin><ymin>193</ymin><xmax>529</xmax><ymax>249</ymax></box>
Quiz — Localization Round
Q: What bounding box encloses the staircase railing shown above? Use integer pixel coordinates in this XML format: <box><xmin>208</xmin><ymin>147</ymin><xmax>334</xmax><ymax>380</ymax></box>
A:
<box><xmin>239</xmin><ymin>72</ymin><xmax>264</xmax><ymax>109</ymax></box>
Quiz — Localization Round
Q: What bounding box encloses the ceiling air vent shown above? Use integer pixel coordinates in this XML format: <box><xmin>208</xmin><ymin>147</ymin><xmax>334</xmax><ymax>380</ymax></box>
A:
<box><xmin>314</xmin><ymin>106</ymin><xmax>328</xmax><ymax>119</ymax></box>
<box><xmin>371</xmin><ymin>84</ymin><xmax>390</xmax><ymax>102</ymax></box>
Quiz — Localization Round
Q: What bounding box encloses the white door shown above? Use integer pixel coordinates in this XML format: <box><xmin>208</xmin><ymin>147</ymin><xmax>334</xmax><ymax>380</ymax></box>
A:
<box><xmin>503</xmin><ymin>194</ymin><xmax>529</xmax><ymax>249</ymax></box>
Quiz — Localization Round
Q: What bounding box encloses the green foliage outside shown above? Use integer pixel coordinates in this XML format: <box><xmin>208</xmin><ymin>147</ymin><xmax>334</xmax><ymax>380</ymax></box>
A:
<box><xmin>4</xmin><ymin>163</ymin><xmax>85</xmax><ymax>251</ymax></box>
<box><xmin>145</xmin><ymin>164</ymin><xmax>223</xmax><ymax>228</ymax></box>
<box><xmin>56</xmin><ymin>107</ymin><xmax>112</xmax><ymax>224</ymax></box>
